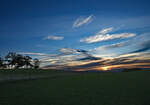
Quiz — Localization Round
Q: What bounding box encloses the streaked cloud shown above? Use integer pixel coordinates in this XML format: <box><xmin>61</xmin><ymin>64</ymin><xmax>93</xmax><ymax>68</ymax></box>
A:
<box><xmin>21</xmin><ymin>47</ymin><xmax>150</xmax><ymax>71</ymax></box>
<box><xmin>18</xmin><ymin>52</ymin><xmax>49</xmax><ymax>56</ymax></box>
<box><xmin>75</xmin><ymin>52</ymin><xmax>150</xmax><ymax>71</ymax></box>
<box><xmin>103</xmin><ymin>42</ymin><xmax>126</xmax><ymax>50</ymax></box>
<box><xmin>59</xmin><ymin>48</ymin><xmax>99</xmax><ymax>61</ymax></box>
<box><xmin>97</xmin><ymin>27</ymin><xmax>114</xmax><ymax>34</ymax></box>
<box><xmin>72</xmin><ymin>14</ymin><xmax>94</xmax><ymax>28</ymax></box>
<box><xmin>130</xmin><ymin>39</ymin><xmax>150</xmax><ymax>53</ymax></box>
<box><xmin>92</xmin><ymin>32</ymin><xmax>150</xmax><ymax>59</ymax></box>
<box><xmin>59</xmin><ymin>48</ymin><xmax>78</xmax><ymax>55</ymax></box>
<box><xmin>80</xmin><ymin>27</ymin><xmax>136</xmax><ymax>43</ymax></box>
<box><xmin>19</xmin><ymin>32</ymin><xmax>150</xmax><ymax>70</ymax></box>
<box><xmin>120</xmin><ymin>32</ymin><xmax>150</xmax><ymax>54</ymax></box>
<box><xmin>43</xmin><ymin>35</ymin><xmax>64</xmax><ymax>40</ymax></box>
<box><xmin>20</xmin><ymin>48</ymin><xmax>99</xmax><ymax>67</ymax></box>
<box><xmin>43</xmin><ymin>53</ymin><xmax>150</xmax><ymax>71</ymax></box>
<box><xmin>95</xmin><ymin>42</ymin><xmax>127</xmax><ymax>51</ymax></box>
<box><xmin>18</xmin><ymin>52</ymin><xmax>58</xmax><ymax>59</ymax></box>
<box><xmin>59</xmin><ymin>48</ymin><xmax>88</xmax><ymax>55</ymax></box>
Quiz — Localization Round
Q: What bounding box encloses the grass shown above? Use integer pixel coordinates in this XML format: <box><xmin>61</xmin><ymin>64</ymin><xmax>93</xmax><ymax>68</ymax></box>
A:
<box><xmin>0</xmin><ymin>69</ymin><xmax>150</xmax><ymax>105</ymax></box>
<box><xmin>0</xmin><ymin>69</ymin><xmax>73</xmax><ymax>82</ymax></box>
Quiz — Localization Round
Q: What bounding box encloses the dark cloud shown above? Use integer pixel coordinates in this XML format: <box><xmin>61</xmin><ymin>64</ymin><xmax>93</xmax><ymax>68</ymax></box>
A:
<box><xmin>76</xmin><ymin>49</ymin><xmax>101</xmax><ymax>61</ymax></box>
<box><xmin>66</xmin><ymin>61</ymin><xmax>104</xmax><ymax>71</ymax></box>
<box><xmin>76</xmin><ymin>49</ymin><xmax>88</xmax><ymax>53</ymax></box>
<box><xmin>59</xmin><ymin>48</ymin><xmax>89</xmax><ymax>55</ymax></box>
<box><xmin>77</xmin><ymin>55</ymin><xmax>100</xmax><ymax>61</ymax></box>
<box><xmin>59</xmin><ymin>48</ymin><xmax>99</xmax><ymax>61</ymax></box>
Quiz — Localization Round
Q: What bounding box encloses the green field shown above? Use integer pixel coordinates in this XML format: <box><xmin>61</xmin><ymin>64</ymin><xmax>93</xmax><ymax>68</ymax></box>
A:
<box><xmin>0</xmin><ymin>70</ymin><xmax>150</xmax><ymax>105</ymax></box>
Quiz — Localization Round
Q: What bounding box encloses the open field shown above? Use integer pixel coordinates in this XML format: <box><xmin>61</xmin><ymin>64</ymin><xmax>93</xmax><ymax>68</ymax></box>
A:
<box><xmin>0</xmin><ymin>69</ymin><xmax>150</xmax><ymax>105</ymax></box>
<box><xmin>0</xmin><ymin>69</ymin><xmax>72</xmax><ymax>82</ymax></box>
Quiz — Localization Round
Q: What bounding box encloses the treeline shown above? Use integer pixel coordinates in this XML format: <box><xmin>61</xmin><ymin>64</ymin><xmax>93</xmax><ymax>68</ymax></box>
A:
<box><xmin>0</xmin><ymin>52</ymin><xmax>40</xmax><ymax>69</ymax></box>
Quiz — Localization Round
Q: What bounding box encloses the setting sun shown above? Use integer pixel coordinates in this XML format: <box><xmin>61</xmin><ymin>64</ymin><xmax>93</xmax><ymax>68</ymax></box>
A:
<box><xmin>102</xmin><ymin>66</ymin><xmax>109</xmax><ymax>71</ymax></box>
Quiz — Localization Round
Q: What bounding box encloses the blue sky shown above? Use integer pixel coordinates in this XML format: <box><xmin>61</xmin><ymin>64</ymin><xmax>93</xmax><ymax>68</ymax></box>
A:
<box><xmin>0</xmin><ymin>0</ymin><xmax>150</xmax><ymax>70</ymax></box>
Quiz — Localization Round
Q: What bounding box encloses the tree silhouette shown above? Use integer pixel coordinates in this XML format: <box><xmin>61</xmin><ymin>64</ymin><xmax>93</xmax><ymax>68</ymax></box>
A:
<box><xmin>5</xmin><ymin>52</ymin><xmax>17</xmax><ymax>68</ymax></box>
<box><xmin>33</xmin><ymin>58</ymin><xmax>40</xmax><ymax>69</ymax></box>
<box><xmin>5</xmin><ymin>52</ymin><xmax>35</xmax><ymax>69</ymax></box>
<box><xmin>0</xmin><ymin>56</ymin><xmax>3</xmax><ymax>68</ymax></box>
<box><xmin>24</xmin><ymin>56</ymin><xmax>33</xmax><ymax>68</ymax></box>
<box><xmin>14</xmin><ymin>54</ymin><xmax>25</xmax><ymax>69</ymax></box>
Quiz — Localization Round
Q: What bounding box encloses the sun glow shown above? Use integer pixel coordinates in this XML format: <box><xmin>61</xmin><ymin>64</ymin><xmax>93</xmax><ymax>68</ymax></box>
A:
<box><xmin>102</xmin><ymin>66</ymin><xmax>109</xmax><ymax>71</ymax></box>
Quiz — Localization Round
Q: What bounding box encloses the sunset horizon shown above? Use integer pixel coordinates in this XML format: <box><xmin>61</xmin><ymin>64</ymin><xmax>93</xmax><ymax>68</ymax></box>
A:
<box><xmin>0</xmin><ymin>0</ymin><xmax>150</xmax><ymax>71</ymax></box>
<box><xmin>0</xmin><ymin>1</ymin><xmax>150</xmax><ymax>105</ymax></box>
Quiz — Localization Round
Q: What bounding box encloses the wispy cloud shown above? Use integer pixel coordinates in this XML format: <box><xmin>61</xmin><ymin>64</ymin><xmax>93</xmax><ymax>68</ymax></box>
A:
<box><xmin>95</xmin><ymin>42</ymin><xmax>127</xmax><ymax>50</ymax></box>
<box><xmin>59</xmin><ymin>48</ymin><xmax>99</xmax><ymax>61</ymax></box>
<box><xmin>97</xmin><ymin>27</ymin><xmax>114</xmax><ymax>34</ymax></box>
<box><xmin>43</xmin><ymin>35</ymin><xmax>64</xmax><ymax>40</ymax></box>
<box><xmin>18</xmin><ymin>52</ymin><xmax>58</xmax><ymax>58</ymax></box>
<box><xmin>18</xmin><ymin>52</ymin><xmax>49</xmax><ymax>56</ymax></box>
<box><xmin>91</xmin><ymin>32</ymin><xmax>150</xmax><ymax>58</ymax></box>
<box><xmin>72</xmin><ymin>14</ymin><xmax>94</xmax><ymax>28</ymax></box>
<box><xmin>80</xmin><ymin>27</ymin><xmax>136</xmax><ymax>43</ymax></box>
<box><xmin>59</xmin><ymin>48</ymin><xmax>78</xmax><ymax>55</ymax></box>
<box><xmin>59</xmin><ymin>48</ymin><xmax>88</xmax><ymax>55</ymax></box>
<box><xmin>65</xmin><ymin>52</ymin><xmax>150</xmax><ymax>71</ymax></box>
<box><xmin>19</xmin><ymin>48</ymin><xmax>99</xmax><ymax>68</ymax></box>
<box><xmin>129</xmin><ymin>38</ymin><xmax>150</xmax><ymax>53</ymax></box>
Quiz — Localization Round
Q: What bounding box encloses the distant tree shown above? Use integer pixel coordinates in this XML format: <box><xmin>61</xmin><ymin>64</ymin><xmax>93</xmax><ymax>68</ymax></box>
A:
<box><xmin>33</xmin><ymin>58</ymin><xmax>40</xmax><ymax>69</ymax></box>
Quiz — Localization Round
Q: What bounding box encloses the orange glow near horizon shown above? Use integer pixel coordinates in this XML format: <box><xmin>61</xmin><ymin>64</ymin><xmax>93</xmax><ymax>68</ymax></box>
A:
<box><xmin>93</xmin><ymin>62</ymin><xmax>150</xmax><ymax>71</ymax></box>
<box><xmin>102</xmin><ymin>66</ymin><xmax>109</xmax><ymax>71</ymax></box>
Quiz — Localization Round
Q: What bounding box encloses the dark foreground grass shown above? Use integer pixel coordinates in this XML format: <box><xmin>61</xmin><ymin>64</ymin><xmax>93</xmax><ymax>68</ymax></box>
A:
<box><xmin>0</xmin><ymin>70</ymin><xmax>150</xmax><ymax>105</ymax></box>
<box><xmin>0</xmin><ymin>69</ymin><xmax>73</xmax><ymax>82</ymax></box>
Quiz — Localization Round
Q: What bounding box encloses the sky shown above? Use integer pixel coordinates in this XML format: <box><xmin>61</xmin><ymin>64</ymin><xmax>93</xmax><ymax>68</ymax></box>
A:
<box><xmin>0</xmin><ymin>0</ymin><xmax>150</xmax><ymax>70</ymax></box>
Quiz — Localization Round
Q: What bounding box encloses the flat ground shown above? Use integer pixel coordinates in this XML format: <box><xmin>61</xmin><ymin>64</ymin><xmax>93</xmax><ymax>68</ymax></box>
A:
<box><xmin>0</xmin><ymin>69</ymin><xmax>150</xmax><ymax>105</ymax></box>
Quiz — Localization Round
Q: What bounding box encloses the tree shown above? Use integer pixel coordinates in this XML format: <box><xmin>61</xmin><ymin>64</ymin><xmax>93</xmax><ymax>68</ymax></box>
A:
<box><xmin>4</xmin><ymin>52</ymin><xmax>39</xmax><ymax>69</ymax></box>
<box><xmin>5</xmin><ymin>52</ymin><xmax>17</xmax><ymax>68</ymax></box>
<box><xmin>0</xmin><ymin>56</ymin><xmax>3</xmax><ymax>68</ymax></box>
<box><xmin>24</xmin><ymin>56</ymin><xmax>33</xmax><ymax>68</ymax></box>
<box><xmin>5</xmin><ymin>52</ymin><xmax>33</xmax><ymax>69</ymax></box>
<box><xmin>11</xmin><ymin>54</ymin><xmax>33</xmax><ymax>69</ymax></box>
<box><xmin>14</xmin><ymin>54</ymin><xmax>25</xmax><ymax>69</ymax></box>
<box><xmin>33</xmin><ymin>58</ymin><xmax>40</xmax><ymax>69</ymax></box>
